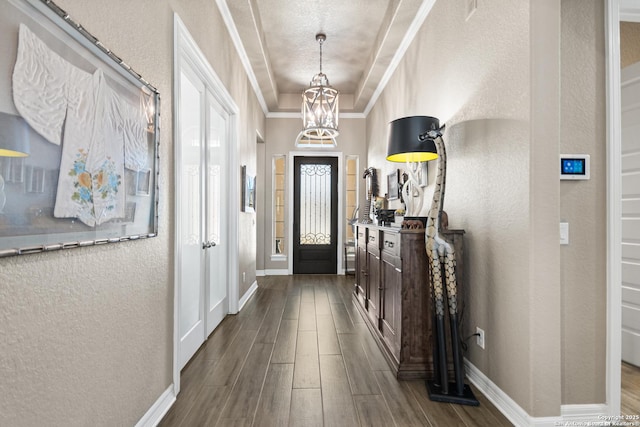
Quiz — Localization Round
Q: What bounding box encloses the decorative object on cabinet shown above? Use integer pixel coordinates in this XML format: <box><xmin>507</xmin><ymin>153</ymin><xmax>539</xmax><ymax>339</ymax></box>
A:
<box><xmin>375</xmin><ymin>209</ymin><xmax>395</xmax><ymax>226</ymax></box>
<box><xmin>301</xmin><ymin>33</ymin><xmax>339</xmax><ymax>140</ymax></box>
<box><xmin>353</xmin><ymin>222</ymin><xmax>466</xmax><ymax>380</ymax></box>
<box><xmin>387</xmin><ymin>116</ymin><xmax>478</xmax><ymax>405</ymax></box>
<box><xmin>0</xmin><ymin>0</ymin><xmax>160</xmax><ymax>258</ymax></box>
<box><xmin>360</xmin><ymin>167</ymin><xmax>378</xmax><ymax>223</ymax></box>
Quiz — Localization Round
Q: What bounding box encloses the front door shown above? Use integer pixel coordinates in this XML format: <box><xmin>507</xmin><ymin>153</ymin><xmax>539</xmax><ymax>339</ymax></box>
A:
<box><xmin>293</xmin><ymin>156</ymin><xmax>338</xmax><ymax>274</ymax></box>
<box><xmin>622</xmin><ymin>61</ymin><xmax>640</xmax><ymax>367</ymax></box>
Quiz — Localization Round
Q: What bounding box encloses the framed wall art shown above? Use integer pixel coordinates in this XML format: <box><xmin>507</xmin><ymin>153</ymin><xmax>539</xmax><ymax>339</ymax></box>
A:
<box><xmin>0</xmin><ymin>0</ymin><xmax>160</xmax><ymax>257</ymax></box>
<box><xmin>387</xmin><ymin>169</ymin><xmax>400</xmax><ymax>201</ymax></box>
<box><xmin>241</xmin><ymin>165</ymin><xmax>256</xmax><ymax>213</ymax></box>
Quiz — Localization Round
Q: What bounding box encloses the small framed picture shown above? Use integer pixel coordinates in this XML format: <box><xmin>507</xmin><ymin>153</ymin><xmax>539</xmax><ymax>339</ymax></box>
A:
<box><xmin>387</xmin><ymin>169</ymin><xmax>400</xmax><ymax>201</ymax></box>
<box><xmin>241</xmin><ymin>165</ymin><xmax>256</xmax><ymax>213</ymax></box>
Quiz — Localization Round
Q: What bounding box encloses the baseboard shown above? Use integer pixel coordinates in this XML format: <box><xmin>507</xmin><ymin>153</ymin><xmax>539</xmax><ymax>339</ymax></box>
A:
<box><xmin>135</xmin><ymin>385</ymin><xmax>175</xmax><ymax>427</ymax></box>
<box><xmin>464</xmin><ymin>359</ymin><xmax>562</xmax><ymax>427</ymax></box>
<box><xmin>256</xmin><ymin>270</ymin><xmax>265</xmax><ymax>277</ymax></box>
<box><xmin>561</xmin><ymin>403</ymin><xmax>608</xmax><ymax>421</ymax></box>
<box><xmin>264</xmin><ymin>269</ymin><xmax>289</xmax><ymax>276</ymax></box>
<box><xmin>238</xmin><ymin>280</ymin><xmax>258</xmax><ymax>311</ymax></box>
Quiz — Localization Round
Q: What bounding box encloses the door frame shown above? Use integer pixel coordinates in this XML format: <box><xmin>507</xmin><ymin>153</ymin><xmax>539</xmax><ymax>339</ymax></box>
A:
<box><xmin>173</xmin><ymin>13</ymin><xmax>240</xmax><ymax>395</ymax></box>
<box><xmin>287</xmin><ymin>151</ymin><xmax>343</xmax><ymax>274</ymax></box>
<box><xmin>605</xmin><ymin>0</ymin><xmax>630</xmax><ymax>416</ymax></box>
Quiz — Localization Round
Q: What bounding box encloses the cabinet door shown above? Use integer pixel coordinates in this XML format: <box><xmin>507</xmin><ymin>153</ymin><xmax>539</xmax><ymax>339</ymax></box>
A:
<box><xmin>367</xmin><ymin>248</ymin><xmax>381</xmax><ymax>327</ymax></box>
<box><xmin>381</xmin><ymin>254</ymin><xmax>402</xmax><ymax>360</ymax></box>
<box><xmin>355</xmin><ymin>244</ymin><xmax>368</xmax><ymax>307</ymax></box>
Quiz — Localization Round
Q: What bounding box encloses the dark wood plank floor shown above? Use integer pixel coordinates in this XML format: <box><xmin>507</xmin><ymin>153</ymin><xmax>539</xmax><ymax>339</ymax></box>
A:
<box><xmin>159</xmin><ymin>275</ymin><xmax>513</xmax><ymax>427</ymax></box>
<box><xmin>622</xmin><ymin>361</ymin><xmax>640</xmax><ymax>417</ymax></box>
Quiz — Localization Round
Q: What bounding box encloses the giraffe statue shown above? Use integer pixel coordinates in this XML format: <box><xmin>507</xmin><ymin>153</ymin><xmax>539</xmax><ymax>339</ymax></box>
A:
<box><xmin>423</xmin><ymin>124</ymin><xmax>472</xmax><ymax>402</ymax></box>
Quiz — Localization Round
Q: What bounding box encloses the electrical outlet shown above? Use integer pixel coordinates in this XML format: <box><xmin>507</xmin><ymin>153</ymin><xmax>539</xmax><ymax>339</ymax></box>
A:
<box><xmin>476</xmin><ymin>327</ymin><xmax>485</xmax><ymax>349</ymax></box>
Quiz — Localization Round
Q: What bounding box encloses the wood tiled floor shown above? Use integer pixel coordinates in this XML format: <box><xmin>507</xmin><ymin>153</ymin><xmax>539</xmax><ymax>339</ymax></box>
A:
<box><xmin>159</xmin><ymin>275</ymin><xmax>513</xmax><ymax>427</ymax></box>
<box><xmin>622</xmin><ymin>361</ymin><xmax>640</xmax><ymax>417</ymax></box>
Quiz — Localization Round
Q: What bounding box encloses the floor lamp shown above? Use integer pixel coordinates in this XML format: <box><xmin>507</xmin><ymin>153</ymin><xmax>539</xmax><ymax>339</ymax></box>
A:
<box><xmin>387</xmin><ymin>116</ymin><xmax>478</xmax><ymax>406</ymax></box>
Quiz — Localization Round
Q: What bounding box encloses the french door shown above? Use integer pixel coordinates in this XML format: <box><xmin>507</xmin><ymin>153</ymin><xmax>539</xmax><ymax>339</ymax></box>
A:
<box><xmin>293</xmin><ymin>156</ymin><xmax>338</xmax><ymax>274</ymax></box>
<box><xmin>177</xmin><ymin>60</ymin><xmax>229</xmax><ymax>369</ymax></box>
<box><xmin>621</xmin><ymin>61</ymin><xmax>640</xmax><ymax>367</ymax></box>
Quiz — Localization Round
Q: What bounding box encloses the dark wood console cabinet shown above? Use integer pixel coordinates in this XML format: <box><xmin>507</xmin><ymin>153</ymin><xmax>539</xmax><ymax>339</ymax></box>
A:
<box><xmin>353</xmin><ymin>223</ymin><xmax>465</xmax><ymax>380</ymax></box>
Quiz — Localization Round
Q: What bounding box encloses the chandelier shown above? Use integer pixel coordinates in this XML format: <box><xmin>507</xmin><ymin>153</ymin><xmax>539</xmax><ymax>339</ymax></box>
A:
<box><xmin>302</xmin><ymin>33</ymin><xmax>339</xmax><ymax>139</ymax></box>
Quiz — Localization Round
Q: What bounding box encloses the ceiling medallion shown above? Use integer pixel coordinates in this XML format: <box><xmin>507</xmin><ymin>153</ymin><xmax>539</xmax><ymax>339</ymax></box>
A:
<box><xmin>301</xmin><ymin>33</ymin><xmax>339</xmax><ymax>140</ymax></box>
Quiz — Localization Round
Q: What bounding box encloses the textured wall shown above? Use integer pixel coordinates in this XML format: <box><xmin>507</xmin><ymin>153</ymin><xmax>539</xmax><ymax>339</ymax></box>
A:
<box><xmin>621</xmin><ymin>21</ymin><xmax>640</xmax><ymax>68</ymax></box>
<box><xmin>0</xmin><ymin>0</ymin><xmax>263</xmax><ymax>425</ymax></box>
<box><xmin>560</xmin><ymin>0</ymin><xmax>607</xmax><ymax>404</ymax></box>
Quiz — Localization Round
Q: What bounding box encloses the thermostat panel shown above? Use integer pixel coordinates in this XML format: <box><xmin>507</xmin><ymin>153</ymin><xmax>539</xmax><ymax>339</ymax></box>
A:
<box><xmin>560</xmin><ymin>154</ymin><xmax>590</xmax><ymax>180</ymax></box>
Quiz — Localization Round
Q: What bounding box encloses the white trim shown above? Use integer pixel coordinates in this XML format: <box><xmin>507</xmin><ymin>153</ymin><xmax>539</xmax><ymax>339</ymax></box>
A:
<box><xmin>561</xmin><ymin>404</ymin><xmax>609</xmax><ymax>421</ymax></box>
<box><xmin>215</xmin><ymin>0</ymin><xmax>269</xmax><ymax>114</ymax></box>
<box><xmin>265</xmin><ymin>269</ymin><xmax>289</xmax><ymax>276</ymax></box>
<box><xmin>466</xmin><ymin>360</ymin><xmax>610</xmax><ymax>426</ymax></box>
<box><xmin>363</xmin><ymin>0</ymin><xmax>437</xmax><ymax>116</ymax></box>
<box><xmin>464</xmin><ymin>359</ymin><xmax>562</xmax><ymax>427</ymax></box>
<box><xmin>270</xmin><ymin>254</ymin><xmax>287</xmax><ymax>262</ymax></box>
<box><xmin>287</xmin><ymin>152</ymin><xmax>344</xmax><ymax>275</ymax></box>
<box><xmin>605</xmin><ymin>0</ymin><xmax>623</xmax><ymax>417</ymax></box>
<box><xmin>238</xmin><ymin>280</ymin><xmax>259</xmax><ymax>311</ymax></box>
<box><xmin>135</xmin><ymin>385</ymin><xmax>175</xmax><ymax>427</ymax></box>
<box><xmin>256</xmin><ymin>269</ymin><xmax>291</xmax><ymax>277</ymax></box>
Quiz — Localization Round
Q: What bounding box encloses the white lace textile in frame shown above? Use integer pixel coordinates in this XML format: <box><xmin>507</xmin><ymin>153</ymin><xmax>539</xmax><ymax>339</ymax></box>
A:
<box><xmin>12</xmin><ymin>24</ymin><xmax>148</xmax><ymax>226</ymax></box>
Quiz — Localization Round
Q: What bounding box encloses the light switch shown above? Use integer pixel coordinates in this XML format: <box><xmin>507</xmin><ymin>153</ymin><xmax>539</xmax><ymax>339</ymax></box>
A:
<box><xmin>560</xmin><ymin>222</ymin><xmax>569</xmax><ymax>245</ymax></box>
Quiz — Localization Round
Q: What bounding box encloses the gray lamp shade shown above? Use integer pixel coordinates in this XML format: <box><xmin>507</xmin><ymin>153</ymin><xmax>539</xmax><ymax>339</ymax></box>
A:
<box><xmin>0</xmin><ymin>112</ymin><xmax>30</xmax><ymax>157</ymax></box>
<box><xmin>386</xmin><ymin>115</ymin><xmax>439</xmax><ymax>163</ymax></box>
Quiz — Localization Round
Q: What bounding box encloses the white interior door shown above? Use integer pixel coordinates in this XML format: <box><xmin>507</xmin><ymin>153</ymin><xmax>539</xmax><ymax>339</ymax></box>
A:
<box><xmin>205</xmin><ymin>91</ymin><xmax>229</xmax><ymax>336</ymax></box>
<box><xmin>621</xmin><ymin>61</ymin><xmax>640</xmax><ymax>367</ymax></box>
<box><xmin>178</xmin><ymin>62</ymin><xmax>230</xmax><ymax>369</ymax></box>
<box><xmin>178</xmin><ymin>64</ymin><xmax>205</xmax><ymax>369</ymax></box>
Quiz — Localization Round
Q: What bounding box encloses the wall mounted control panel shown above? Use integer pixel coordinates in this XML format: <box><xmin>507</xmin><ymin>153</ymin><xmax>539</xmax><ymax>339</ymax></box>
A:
<box><xmin>560</xmin><ymin>154</ymin><xmax>590</xmax><ymax>180</ymax></box>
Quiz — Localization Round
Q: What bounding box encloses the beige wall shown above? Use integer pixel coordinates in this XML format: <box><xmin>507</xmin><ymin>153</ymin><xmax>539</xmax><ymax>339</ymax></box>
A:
<box><xmin>0</xmin><ymin>0</ymin><xmax>263</xmax><ymax>425</ymax></box>
<box><xmin>366</xmin><ymin>0</ymin><xmax>606</xmax><ymax>416</ymax></box>
<box><xmin>560</xmin><ymin>0</ymin><xmax>607</xmax><ymax>405</ymax></box>
<box><xmin>621</xmin><ymin>21</ymin><xmax>640</xmax><ymax>68</ymax></box>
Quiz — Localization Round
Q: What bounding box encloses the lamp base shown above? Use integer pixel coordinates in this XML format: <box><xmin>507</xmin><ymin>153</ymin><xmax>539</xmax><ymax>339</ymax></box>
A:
<box><xmin>426</xmin><ymin>380</ymin><xmax>480</xmax><ymax>406</ymax></box>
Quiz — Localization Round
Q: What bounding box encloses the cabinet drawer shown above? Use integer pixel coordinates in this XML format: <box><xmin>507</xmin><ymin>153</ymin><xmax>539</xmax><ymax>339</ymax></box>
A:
<box><xmin>382</xmin><ymin>231</ymin><xmax>400</xmax><ymax>257</ymax></box>
<box><xmin>367</xmin><ymin>230</ymin><xmax>381</xmax><ymax>250</ymax></box>
<box><xmin>357</xmin><ymin>227</ymin><xmax>367</xmax><ymax>248</ymax></box>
